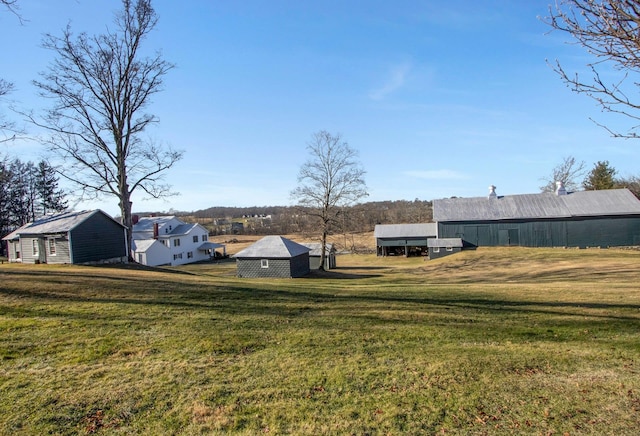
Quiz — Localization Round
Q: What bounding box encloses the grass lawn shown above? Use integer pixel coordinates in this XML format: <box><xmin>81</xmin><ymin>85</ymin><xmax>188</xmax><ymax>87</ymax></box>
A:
<box><xmin>1</xmin><ymin>247</ymin><xmax>640</xmax><ymax>434</ymax></box>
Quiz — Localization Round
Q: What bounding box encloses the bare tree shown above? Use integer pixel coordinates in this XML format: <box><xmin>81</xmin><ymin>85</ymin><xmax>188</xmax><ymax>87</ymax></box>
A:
<box><xmin>30</xmin><ymin>0</ymin><xmax>182</xmax><ymax>258</ymax></box>
<box><xmin>545</xmin><ymin>0</ymin><xmax>640</xmax><ymax>138</ymax></box>
<box><xmin>540</xmin><ymin>155</ymin><xmax>586</xmax><ymax>192</ymax></box>
<box><xmin>291</xmin><ymin>131</ymin><xmax>368</xmax><ymax>270</ymax></box>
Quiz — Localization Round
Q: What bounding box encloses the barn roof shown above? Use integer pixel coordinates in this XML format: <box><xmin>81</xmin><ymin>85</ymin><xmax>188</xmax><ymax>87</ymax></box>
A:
<box><xmin>374</xmin><ymin>223</ymin><xmax>437</xmax><ymax>238</ymax></box>
<box><xmin>234</xmin><ymin>235</ymin><xmax>310</xmax><ymax>258</ymax></box>
<box><xmin>2</xmin><ymin>210</ymin><xmax>121</xmax><ymax>240</ymax></box>
<box><xmin>433</xmin><ymin>189</ymin><xmax>640</xmax><ymax>222</ymax></box>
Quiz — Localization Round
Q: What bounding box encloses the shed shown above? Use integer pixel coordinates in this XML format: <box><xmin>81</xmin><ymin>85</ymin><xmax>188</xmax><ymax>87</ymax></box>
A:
<box><xmin>2</xmin><ymin>210</ymin><xmax>127</xmax><ymax>264</ymax></box>
<box><xmin>374</xmin><ymin>223</ymin><xmax>438</xmax><ymax>257</ymax></box>
<box><xmin>433</xmin><ymin>187</ymin><xmax>640</xmax><ymax>248</ymax></box>
<box><xmin>234</xmin><ymin>235</ymin><xmax>310</xmax><ymax>278</ymax></box>
<box><xmin>301</xmin><ymin>242</ymin><xmax>336</xmax><ymax>270</ymax></box>
<box><xmin>427</xmin><ymin>238</ymin><xmax>463</xmax><ymax>259</ymax></box>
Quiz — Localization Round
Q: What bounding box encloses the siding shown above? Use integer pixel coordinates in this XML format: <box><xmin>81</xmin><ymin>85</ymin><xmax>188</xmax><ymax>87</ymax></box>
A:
<box><xmin>69</xmin><ymin>213</ymin><xmax>127</xmax><ymax>263</ymax></box>
<box><xmin>237</xmin><ymin>254</ymin><xmax>310</xmax><ymax>278</ymax></box>
<box><xmin>438</xmin><ymin>216</ymin><xmax>640</xmax><ymax>248</ymax></box>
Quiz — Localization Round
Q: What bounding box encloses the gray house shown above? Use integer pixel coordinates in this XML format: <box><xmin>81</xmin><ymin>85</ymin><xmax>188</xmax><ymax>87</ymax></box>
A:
<box><xmin>302</xmin><ymin>242</ymin><xmax>336</xmax><ymax>270</ymax></box>
<box><xmin>234</xmin><ymin>235</ymin><xmax>310</xmax><ymax>278</ymax></box>
<box><xmin>374</xmin><ymin>223</ymin><xmax>438</xmax><ymax>257</ymax></box>
<box><xmin>2</xmin><ymin>210</ymin><xmax>128</xmax><ymax>264</ymax></box>
<box><xmin>433</xmin><ymin>185</ymin><xmax>640</xmax><ymax>248</ymax></box>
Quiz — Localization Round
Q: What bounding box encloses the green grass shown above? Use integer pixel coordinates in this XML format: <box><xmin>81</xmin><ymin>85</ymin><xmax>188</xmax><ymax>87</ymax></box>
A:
<box><xmin>1</xmin><ymin>247</ymin><xmax>640</xmax><ymax>434</ymax></box>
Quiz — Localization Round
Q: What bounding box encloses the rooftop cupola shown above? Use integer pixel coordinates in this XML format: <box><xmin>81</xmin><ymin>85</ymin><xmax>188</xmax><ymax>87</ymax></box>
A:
<box><xmin>555</xmin><ymin>181</ymin><xmax>567</xmax><ymax>196</ymax></box>
<box><xmin>488</xmin><ymin>185</ymin><xmax>497</xmax><ymax>199</ymax></box>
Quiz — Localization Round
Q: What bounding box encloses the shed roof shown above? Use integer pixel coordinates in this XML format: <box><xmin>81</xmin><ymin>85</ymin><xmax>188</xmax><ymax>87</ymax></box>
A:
<box><xmin>433</xmin><ymin>189</ymin><xmax>640</xmax><ymax>222</ymax></box>
<box><xmin>427</xmin><ymin>238</ymin><xmax>463</xmax><ymax>248</ymax></box>
<box><xmin>234</xmin><ymin>235</ymin><xmax>310</xmax><ymax>258</ymax></box>
<box><xmin>2</xmin><ymin>210</ymin><xmax>121</xmax><ymax>240</ymax></box>
<box><xmin>374</xmin><ymin>223</ymin><xmax>437</xmax><ymax>238</ymax></box>
<box><xmin>301</xmin><ymin>242</ymin><xmax>334</xmax><ymax>256</ymax></box>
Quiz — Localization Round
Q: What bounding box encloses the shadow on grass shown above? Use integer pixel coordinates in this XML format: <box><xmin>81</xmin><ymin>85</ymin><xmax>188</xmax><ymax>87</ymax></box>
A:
<box><xmin>2</xmin><ymin>267</ymin><xmax>640</xmax><ymax>329</ymax></box>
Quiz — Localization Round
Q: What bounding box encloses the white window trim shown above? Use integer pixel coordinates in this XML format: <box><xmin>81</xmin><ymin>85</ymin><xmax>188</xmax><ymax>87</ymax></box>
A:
<box><xmin>48</xmin><ymin>238</ymin><xmax>56</xmax><ymax>255</ymax></box>
<box><xmin>261</xmin><ymin>259</ymin><xmax>269</xmax><ymax>268</ymax></box>
<box><xmin>32</xmin><ymin>239</ymin><xmax>39</xmax><ymax>256</ymax></box>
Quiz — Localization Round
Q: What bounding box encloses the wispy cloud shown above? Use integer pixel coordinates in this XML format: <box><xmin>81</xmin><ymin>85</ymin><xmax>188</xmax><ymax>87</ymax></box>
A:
<box><xmin>404</xmin><ymin>170</ymin><xmax>469</xmax><ymax>180</ymax></box>
<box><xmin>369</xmin><ymin>63</ymin><xmax>411</xmax><ymax>101</ymax></box>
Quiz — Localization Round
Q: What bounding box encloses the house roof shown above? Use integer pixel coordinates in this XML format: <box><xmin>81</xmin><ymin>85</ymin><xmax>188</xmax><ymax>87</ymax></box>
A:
<box><xmin>131</xmin><ymin>238</ymin><xmax>168</xmax><ymax>253</ymax></box>
<box><xmin>374</xmin><ymin>223</ymin><xmax>438</xmax><ymax>238</ymax></box>
<box><xmin>301</xmin><ymin>242</ymin><xmax>334</xmax><ymax>256</ymax></box>
<box><xmin>168</xmin><ymin>223</ymin><xmax>198</xmax><ymax>236</ymax></box>
<box><xmin>433</xmin><ymin>189</ymin><xmax>640</xmax><ymax>222</ymax></box>
<box><xmin>2</xmin><ymin>210</ymin><xmax>121</xmax><ymax>240</ymax></box>
<box><xmin>234</xmin><ymin>235</ymin><xmax>310</xmax><ymax>258</ymax></box>
<box><xmin>132</xmin><ymin>216</ymin><xmax>177</xmax><ymax>233</ymax></box>
<box><xmin>198</xmin><ymin>242</ymin><xmax>226</xmax><ymax>251</ymax></box>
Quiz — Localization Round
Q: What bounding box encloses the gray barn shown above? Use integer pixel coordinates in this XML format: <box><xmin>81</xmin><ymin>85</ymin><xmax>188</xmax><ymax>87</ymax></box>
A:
<box><xmin>2</xmin><ymin>210</ymin><xmax>128</xmax><ymax>264</ymax></box>
<box><xmin>374</xmin><ymin>223</ymin><xmax>438</xmax><ymax>256</ymax></box>
<box><xmin>433</xmin><ymin>186</ymin><xmax>640</xmax><ymax>248</ymax></box>
<box><xmin>234</xmin><ymin>235</ymin><xmax>310</xmax><ymax>278</ymax></box>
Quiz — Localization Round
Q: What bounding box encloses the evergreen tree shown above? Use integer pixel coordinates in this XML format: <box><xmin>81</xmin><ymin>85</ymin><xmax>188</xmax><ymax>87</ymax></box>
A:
<box><xmin>583</xmin><ymin>160</ymin><xmax>617</xmax><ymax>190</ymax></box>
<box><xmin>35</xmin><ymin>160</ymin><xmax>67</xmax><ymax>215</ymax></box>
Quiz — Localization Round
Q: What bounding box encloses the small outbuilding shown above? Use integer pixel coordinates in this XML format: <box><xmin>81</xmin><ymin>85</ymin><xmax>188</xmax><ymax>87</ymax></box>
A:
<box><xmin>234</xmin><ymin>235</ymin><xmax>310</xmax><ymax>278</ymax></box>
<box><xmin>2</xmin><ymin>210</ymin><xmax>127</xmax><ymax>264</ymax></box>
<box><xmin>427</xmin><ymin>238</ymin><xmax>463</xmax><ymax>259</ymax></box>
<box><xmin>374</xmin><ymin>223</ymin><xmax>438</xmax><ymax>257</ymax></box>
<box><xmin>302</xmin><ymin>242</ymin><xmax>336</xmax><ymax>270</ymax></box>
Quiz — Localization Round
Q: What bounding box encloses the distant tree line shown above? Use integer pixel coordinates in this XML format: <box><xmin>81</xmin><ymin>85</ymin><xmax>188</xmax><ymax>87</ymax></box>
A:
<box><xmin>541</xmin><ymin>157</ymin><xmax>640</xmax><ymax>199</ymax></box>
<box><xmin>185</xmin><ymin>199</ymin><xmax>432</xmax><ymax>236</ymax></box>
<box><xmin>0</xmin><ymin>156</ymin><xmax>67</xmax><ymax>238</ymax></box>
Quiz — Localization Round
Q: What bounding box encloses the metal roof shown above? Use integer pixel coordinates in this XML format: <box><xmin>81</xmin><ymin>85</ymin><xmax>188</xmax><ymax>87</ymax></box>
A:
<box><xmin>131</xmin><ymin>239</ymin><xmax>167</xmax><ymax>253</ymax></box>
<box><xmin>301</xmin><ymin>242</ymin><xmax>334</xmax><ymax>256</ymax></box>
<box><xmin>433</xmin><ymin>189</ymin><xmax>640</xmax><ymax>222</ymax></box>
<box><xmin>374</xmin><ymin>223</ymin><xmax>437</xmax><ymax>238</ymax></box>
<box><xmin>234</xmin><ymin>235</ymin><xmax>310</xmax><ymax>258</ymax></box>
<box><xmin>2</xmin><ymin>210</ymin><xmax>121</xmax><ymax>240</ymax></box>
<box><xmin>427</xmin><ymin>238</ymin><xmax>463</xmax><ymax>248</ymax></box>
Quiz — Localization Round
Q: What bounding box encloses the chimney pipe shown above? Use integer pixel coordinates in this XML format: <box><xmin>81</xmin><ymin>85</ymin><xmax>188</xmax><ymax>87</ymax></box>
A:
<box><xmin>555</xmin><ymin>181</ymin><xmax>567</xmax><ymax>196</ymax></box>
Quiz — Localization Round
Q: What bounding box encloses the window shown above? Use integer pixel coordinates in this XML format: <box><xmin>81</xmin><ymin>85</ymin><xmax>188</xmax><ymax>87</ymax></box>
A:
<box><xmin>137</xmin><ymin>253</ymin><xmax>143</xmax><ymax>263</ymax></box>
<box><xmin>261</xmin><ymin>259</ymin><xmax>269</xmax><ymax>268</ymax></box>
<box><xmin>446</xmin><ymin>246</ymin><xmax>454</xmax><ymax>252</ymax></box>
<box><xmin>187</xmin><ymin>251</ymin><xmax>193</xmax><ymax>259</ymax></box>
<box><xmin>433</xmin><ymin>247</ymin><xmax>440</xmax><ymax>253</ymax></box>
<box><xmin>173</xmin><ymin>238</ymin><xmax>181</xmax><ymax>247</ymax></box>
<box><xmin>32</xmin><ymin>239</ymin><xmax>39</xmax><ymax>256</ymax></box>
<box><xmin>193</xmin><ymin>235</ymin><xmax>198</xmax><ymax>243</ymax></box>
<box><xmin>173</xmin><ymin>253</ymin><xmax>183</xmax><ymax>260</ymax></box>
<box><xmin>48</xmin><ymin>238</ymin><xmax>56</xmax><ymax>255</ymax></box>
<box><xmin>202</xmin><ymin>234</ymin><xmax>208</xmax><ymax>242</ymax></box>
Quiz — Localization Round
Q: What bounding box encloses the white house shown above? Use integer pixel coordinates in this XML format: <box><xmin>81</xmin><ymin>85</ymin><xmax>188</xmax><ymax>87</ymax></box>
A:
<box><xmin>131</xmin><ymin>216</ymin><xmax>225</xmax><ymax>266</ymax></box>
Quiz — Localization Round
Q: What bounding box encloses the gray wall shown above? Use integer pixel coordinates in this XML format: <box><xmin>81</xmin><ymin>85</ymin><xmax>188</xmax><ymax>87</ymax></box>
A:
<box><xmin>237</xmin><ymin>254</ymin><xmax>310</xmax><ymax>278</ymax></box>
<box><xmin>438</xmin><ymin>216</ymin><xmax>640</xmax><ymax>248</ymax></box>
<box><xmin>70</xmin><ymin>213</ymin><xmax>127</xmax><ymax>263</ymax></box>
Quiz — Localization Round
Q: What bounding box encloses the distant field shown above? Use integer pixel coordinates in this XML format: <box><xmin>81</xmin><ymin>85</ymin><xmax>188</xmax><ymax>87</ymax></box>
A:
<box><xmin>1</xmin><ymin>247</ymin><xmax>640</xmax><ymax>434</ymax></box>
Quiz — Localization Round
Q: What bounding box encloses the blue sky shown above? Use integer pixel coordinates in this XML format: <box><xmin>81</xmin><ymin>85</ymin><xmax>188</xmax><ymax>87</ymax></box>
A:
<box><xmin>2</xmin><ymin>0</ymin><xmax>639</xmax><ymax>217</ymax></box>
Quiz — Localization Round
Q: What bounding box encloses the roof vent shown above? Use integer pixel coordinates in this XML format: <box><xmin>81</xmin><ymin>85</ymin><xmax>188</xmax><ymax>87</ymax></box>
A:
<box><xmin>488</xmin><ymin>185</ymin><xmax>497</xmax><ymax>199</ymax></box>
<box><xmin>555</xmin><ymin>181</ymin><xmax>567</xmax><ymax>196</ymax></box>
